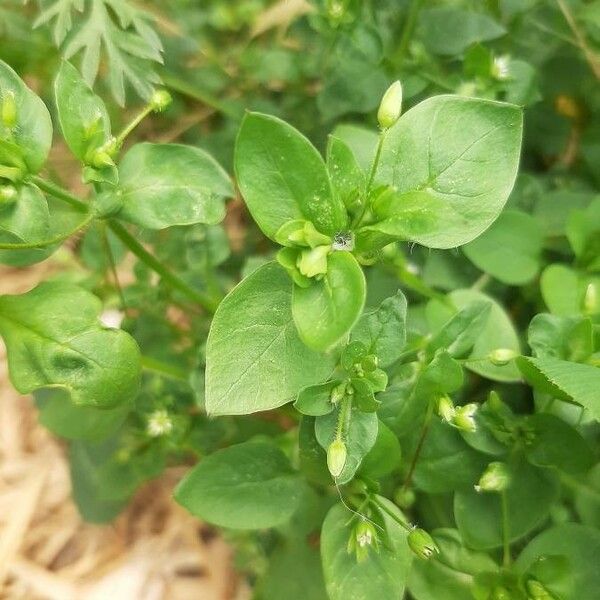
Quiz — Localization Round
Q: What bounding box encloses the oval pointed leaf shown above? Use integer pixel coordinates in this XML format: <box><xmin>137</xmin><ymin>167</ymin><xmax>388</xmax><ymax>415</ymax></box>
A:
<box><xmin>292</xmin><ymin>251</ymin><xmax>366</xmax><ymax>351</ymax></box>
<box><xmin>205</xmin><ymin>262</ymin><xmax>336</xmax><ymax>416</ymax></box>
<box><xmin>0</xmin><ymin>60</ymin><xmax>53</xmax><ymax>173</ymax></box>
<box><xmin>235</xmin><ymin>112</ymin><xmax>347</xmax><ymax>239</ymax></box>
<box><xmin>174</xmin><ymin>441</ymin><xmax>302</xmax><ymax>529</ymax></box>
<box><xmin>118</xmin><ymin>143</ymin><xmax>233</xmax><ymax>229</ymax></box>
<box><xmin>375</xmin><ymin>95</ymin><xmax>523</xmax><ymax>248</ymax></box>
<box><xmin>0</xmin><ymin>282</ymin><xmax>141</xmax><ymax>408</ymax></box>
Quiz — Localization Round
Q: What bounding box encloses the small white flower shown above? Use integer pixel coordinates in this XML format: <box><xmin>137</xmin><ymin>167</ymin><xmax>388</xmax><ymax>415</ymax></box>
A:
<box><xmin>147</xmin><ymin>409</ymin><xmax>173</xmax><ymax>437</ymax></box>
<box><xmin>492</xmin><ymin>55</ymin><xmax>511</xmax><ymax>81</ymax></box>
<box><xmin>100</xmin><ymin>309</ymin><xmax>124</xmax><ymax>329</ymax></box>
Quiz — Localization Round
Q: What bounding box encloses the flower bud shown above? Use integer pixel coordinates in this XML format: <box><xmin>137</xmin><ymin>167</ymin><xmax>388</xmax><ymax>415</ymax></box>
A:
<box><xmin>453</xmin><ymin>403</ymin><xmax>478</xmax><ymax>433</ymax></box>
<box><xmin>475</xmin><ymin>462</ymin><xmax>511</xmax><ymax>493</ymax></box>
<box><xmin>330</xmin><ymin>381</ymin><xmax>347</xmax><ymax>405</ymax></box>
<box><xmin>394</xmin><ymin>487</ymin><xmax>415</xmax><ymax>509</ymax></box>
<box><xmin>2</xmin><ymin>90</ymin><xmax>17</xmax><ymax>129</ymax></box>
<box><xmin>0</xmin><ymin>184</ymin><xmax>17</xmax><ymax>204</ymax></box>
<box><xmin>407</xmin><ymin>528</ymin><xmax>439</xmax><ymax>560</ymax></box>
<box><xmin>327</xmin><ymin>438</ymin><xmax>347</xmax><ymax>478</ymax></box>
<box><xmin>436</xmin><ymin>395</ymin><xmax>455</xmax><ymax>423</ymax></box>
<box><xmin>488</xmin><ymin>348</ymin><xmax>519</xmax><ymax>366</ymax></box>
<box><xmin>526</xmin><ymin>579</ymin><xmax>557</xmax><ymax>600</ymax></box>
<box><xmin>583</xmin><ymin>282</ymin><xmax>598</xmax><ymax>315</ymax></box>
<box><xmin>361</xmin><ymin>354</ymin><xmax>378</xmax><ymax>373</ymax></box>
<box><xmin>377</xmin><ymin>80</ymin><xmax>403</xmax><ymax>129</ymax></box>
<box><xmin>492</xmin><ymin>587</ymin><xmax>512</xmax><ymax>600</ymax></box>
<box><xmin>347</xmin><ymin>519</ymin><xmax>379</xmax><ymax>562</ymax></box>
<box><xmin>297</xmin><ymin>245</ymin><xmax>330</xmax><ymax>278</ymax></box>
<box><xmin>150</xmin><ymin>89</ymin><xmax>172</xmax><ymax>112</ymax></box>
<box><xmin>491</xmin><ymin>55</ymin><xmax>511</xmax><ymax>81</ymax></box>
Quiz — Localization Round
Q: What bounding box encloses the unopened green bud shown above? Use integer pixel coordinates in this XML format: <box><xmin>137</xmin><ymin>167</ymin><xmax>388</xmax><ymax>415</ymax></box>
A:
<box><xmin>453</xmin><ymin>403</ymin><xmax>478</xmax><ymax>433</ymax></box>
<box><xmin>475</xmin><ymin>462</ymin><xmax>511</xmax><ymax>493</ymax></box>
<box><xmin>150</xmin><ymin>89</ymin><xmax>172</xmax><ymax>112</ymax></box>
<box><xmin>492</xmin><ymin>587</ymin><xmax>512</xmax><ymax>600</ymax></box>
<box><xmin>377</xmin><ymin>80</ymin><xmax>403</xmax><ymax>129</ymax></box>
<box><xmin>0</xmin><ymin>185</ymin><xmax>17</xmax><ymax>203</ymax></box>
<box><xmin>297</xmin><ymin>245</ymin><xmax>330</xmax><ymax>278</ymax></box>
<box><xmin>488</xmin><ymin>348</ymin><xmax>518</xmax><ymax>366</ymax></box>
<box><xmin>436</xmin><ymin>395</ymin><xmax>455</xmax><ymax>422</ymax></box>
<box><xmin>526</xmin><ymin>579</ymin><xmax>557</xmax><ymax>600</ymax></box>
<box><xmin>327</xmin><ymin>438</ymin><xmax>347</xmax><ymax>478</ymax></box>
<box><xmin>91</xmin><ymin>150</ymin><xmax>115</xmax><ymax>168</ymax></box>
<box><xmin>394</xmin><ymin>487</ymin><xmax>415</xmax><ymax>509</ymax></box>
<box><xmin>2</xmin><ymin>90</ymin><xmax>17</xmax><ymax>128</ymax></box>
<box><xmin>361</xmin><ymin>354</ymin><xmax>378</xmax><ymax>373</ymax></box>
<box><xmin>583</xmin><ymin>282</ymin><xmax>598</xmax><ymax>315</ymax></box>
<box><xmin>407</xmin><ymin>528</ymin><xmax>439</xmax><ymax>560</ymax></box>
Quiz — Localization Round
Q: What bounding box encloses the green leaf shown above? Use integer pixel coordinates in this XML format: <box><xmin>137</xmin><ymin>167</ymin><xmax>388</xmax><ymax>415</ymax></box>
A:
<box><xmin>375</xmin><ymin>95</ymin><xmax>522</xmax><ymax>249</ymax></box>
<box><xmin>524</xmin><ymin>413</ymin><xmax>594</xmax><ymax>474</ymax></box>
<box><xmin>358</xmin><ymin>420</ymin><xmax>402</xmax><ymax>479</ymax></box>
<box><xmin>408</xmin><ymin>529</ymin><xmax>498</xmax><ymax>600</ymax></box>
<box><xmin>0</xmin><ymin>282</ymin><xmax>141</xmax><ymax>408</ymax></box>
<box><xmin>427</xmin><ymin>289</ymin><xmax>522</xmax><ymax>382</ymax></box>
<box><xmin>299</xmin><ymin>416</ymin><xmax>331</xmax><ymax>485</ymax></box>
<box><xmin>351</xmin><ymin>291</ymin><xmax>407</xmax><ymax>367</ymax></box>
<box><xmin>234</xmin><ymin>112</ymin><xmax>347</xmax><ymax>240</ymax></box>
<box><xmin>426</xmin><ymin>300</ymin><xmax>491</xmax><ymax>360</ymax></box>
<box><xmin>35</xmin><ymin>388</ymin><xmax>130</xmax><ymax>441</ymax></box>
<box><xmin>516</xmin><ymin>524</ymin><xmax>600</xmax><ymax>600</ymax></box>
<box><xmin>331</xmin><ymin>123</ymin><xmax>378</xmax><ymax>172</ymax></box>
<box><xmin>174</xmin><ymin>441</ymin><xmax>302</xmax><ymax>529</ymax></box>
<box><xmin>205</xmin><ymin>263</ymin><xmax>336</xmax><ymax>416</ymax></box>
<box><xmin>327</xmin><ymin>135</ymin><xmax>365</xmax><ymax>211</ymax></box>
<box><xmin>540</xmin><ymin>264</ymin><xmax>599</xmax><ymax>316</ymax></box>
<box><xmin>418</xmin><ymin>8</ymin><xmax>506</xmax><ymax>56</ymax></box>
<box><xmin>292</xmin><ymin>251</ymin><xmax>366</xmax><ymax>351</ymax></box>
<box><xmin>54</xmin><ymin>60</ymin><xmax>112</xmax><ymax>163</ymax></box>
<box><xmin>454</xmin><ymin>459</ymin><xmax>559</xmax><ymax>549</ymax></box>
<box><xmin>0</xmin><ymin>59</ymin><xmax>53</xmax><ymax>173</ymax></box>
<box><xmin>416</xmin><ymin>350</ymin><xmax>464</xmax><ymax>398</ymax></box>
<box><xmin>527</xmin><ymin>313</ymin><xmax>594</xmax><ymax>362</ymax></box>
<box><xmin>117</xmin><ymin>143</ymin><xmax>232</xmax><ymax>229</ymax></box>
<box><xmin>0</xmin><ymin>184</ymin><xmax>50</xmax><ymax>266</ymax></box>
<box><xmin>294</xmin><ymin>381</ymin><xmax>338</xmax><ymax>417</ymax></box>
<box><xmin>463</xmin><ymin>210</ymin><xmax>543</xmax><ymax>285</ymax></box>
<box><xmin>413</xmin><ymin>419</ymin><xmax>488</xmax><ymax>493</ymax></box>
<box><xmin>321</xmin><ymin>498</ymin><xmax>412</xmax><ymax>600</ymax></box>
<box><xmin>516</xmin><ymin>356</ymin><xmax>600</xmax><ymax>419</ymax></box>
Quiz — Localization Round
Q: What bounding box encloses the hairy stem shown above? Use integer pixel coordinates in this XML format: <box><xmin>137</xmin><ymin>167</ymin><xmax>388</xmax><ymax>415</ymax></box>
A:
<box><xmin>402</xmin><ymin>398</ymin><xmax>434</xmax><ymax>491</ymax></box>
<box><xmin>108</xmin><ymin>220</ymin><xmax>218</xmax><ymax>313</ymax></box>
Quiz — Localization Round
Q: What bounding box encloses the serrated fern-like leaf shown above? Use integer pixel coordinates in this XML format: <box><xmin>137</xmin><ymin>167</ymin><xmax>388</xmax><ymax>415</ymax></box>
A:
<box><xmin>33</xmin><ymin>0</ymin><xmax>163</xmax><ymax>105</ymax></box>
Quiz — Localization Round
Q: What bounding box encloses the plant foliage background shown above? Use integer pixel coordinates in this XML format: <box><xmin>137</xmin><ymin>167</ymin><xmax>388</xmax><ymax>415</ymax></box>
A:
<box><xmin>1</xmin><ymin>0</ymin><xmax>600</xmax><ymax>598</ymax></box>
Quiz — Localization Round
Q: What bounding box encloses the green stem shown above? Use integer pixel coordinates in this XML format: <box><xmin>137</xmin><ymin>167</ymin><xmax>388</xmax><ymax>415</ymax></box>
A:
<box><xmin>335</xmin><ymin>395</ymin><xmax>352</xmax><ymax>441</ymax></box>
<box><xmin>108</xmin><ymin>220</ymin><xmax>218</xmax><ymax>313</ymax></box>
<box><xmin>471</xmin><ymin>273</ymin><xmax>491</xmax><ymax>291</ymax></box>
<box><xmin>372</xmin><ymin>496</ymin><xmax>412</xmax><ymax>532</ymax></box>
<box><xmin>141</xmin><ymin>355</ymin><xmax>189</xmax><ymax>382</ymax></box>
<box><xmin>115</xmin><ymin>105</ymin><xmax>153</xmax><ymax>148</ymax></box>
<box><xmin>396</xmin><ymin>0</ymin><xmax>425</xmax><ymax>64</ymax></box>
<box><xmin>29</xmin><ymin>176</ymin><xmax>88</xmax><ymax>210</ymax></box>
<box><xmin>0</xmin><ymin>211</ymin><xmax>94</xmax><ymax>249</ymax></box>
<box><xmin>351</xmin><ymin>130</ymin><xmax>386</xmax><ymax>229</ymax></box>
<box><xmin>402</xmin><ymin>398</ymin><xmax>434</xmax><ymax>491</ymax></box>
<box><xmin>501</xmin><ymin>491</ymin><xmax>511</xmax><ymax>567</ymax></box>
<box><xmin>100</xmin><ymin>221</ymin><xmax>126</xmax><ymax>307</ymax></box>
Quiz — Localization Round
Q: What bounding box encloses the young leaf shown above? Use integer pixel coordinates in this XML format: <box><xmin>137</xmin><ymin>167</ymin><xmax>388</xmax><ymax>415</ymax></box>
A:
<box><xmin>327</xmin><ymin>135</ymin><xmax>365</xmax><ymax>211</ymax></box>
<box><xmin>205</xmin><ymin>262</ymin><xmax>336</xmax><ymax>416</ymax></box>
<box><xmin>427</xmin><ymin>290</ymin><xmax>521</xmax><ymax>382</ymax></box>
<box><xmin>292</xmin><ymin>251</ymin><xmax>366</xmax><ymax>351</ymax></box>
<box><xmin>54</xmin><ymin>60</ymin><xmax>112</xmax><ymax>163</ymax></box>
<box><xmin>174</xmin><ymin>441</ymin><xmax>302</xmax><ymax>529</ymax></box>
<box><xmin>540</xmin><ymin>264</ymin><xmax>599</xmax><ymax>316</ymax></box>
<box><xmin>321</xmin><ymin>498</ymin><xmax>412</xmax><ymax>600</ymax></box>
<box><xmin>463</xmin><ymin>210</ymin><xmax>543</xmax><ymax>285</ymax></box>
<box><xmin>351</xmin><ymin>291</ymin><xmax>407</xmax><ymax>367</ymax></box>
<box><xmin>516</xmin><ymin>356</ymin><xmax>600</xmax><ymax>420</ymax></box>
<box><xmin>117</xmin><ymin>143</ymin><xmax>232</xmax><ymax>229</ymax></box>
<box><xmin>294</xmin><ymin>381</ymin><xmax>339</xmax><ymax>416</ymax></box>
<box><xmin>375</xmin><ymin>95</ymin><xmax>523</xmax><ymax>248</ymax></box>
<box><xmin>0</xmin><ymin>59</ymin><xmax>53</xmax><ymax>173</ymax></box>
<box><xmin>234</xmin><ymin>112</ymin><xmax>347</xmax><ymax>240</ymax></box>
<box><xmin>0</xmin><ymin>282</ymin><xmax>141</xmax><ymax>408</ymax></box>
